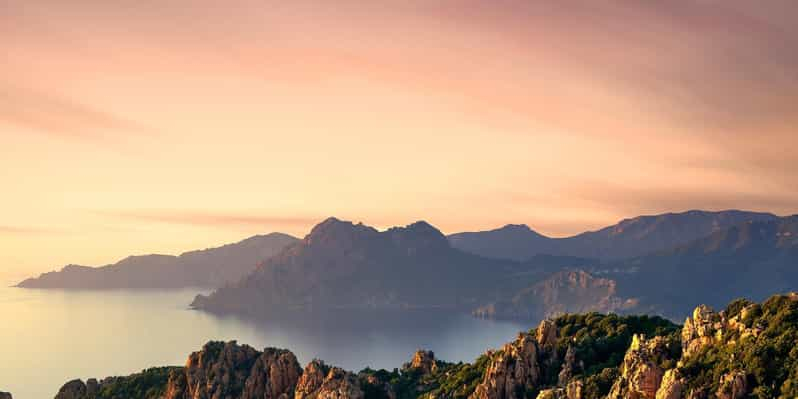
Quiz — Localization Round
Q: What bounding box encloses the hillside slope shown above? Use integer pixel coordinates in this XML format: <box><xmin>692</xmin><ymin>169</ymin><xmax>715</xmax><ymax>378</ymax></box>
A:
<box><xmin>17</xmin><ymin>233</ymin><xmax>299</xmax><ymax>289</ymax></box>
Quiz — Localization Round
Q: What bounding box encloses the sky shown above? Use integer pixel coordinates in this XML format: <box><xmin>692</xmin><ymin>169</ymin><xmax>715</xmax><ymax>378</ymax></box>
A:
<box><xmin>2</xmin><ymin>0</ymin><xmax>797</xmax><ymax>281</ymax></box>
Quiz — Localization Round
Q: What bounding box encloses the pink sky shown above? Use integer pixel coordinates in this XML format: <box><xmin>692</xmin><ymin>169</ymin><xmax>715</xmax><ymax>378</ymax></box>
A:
<box><xmin>2</xmin><ymin>1</ymin><xmax>797</xmax><ymax>280</ymax></box>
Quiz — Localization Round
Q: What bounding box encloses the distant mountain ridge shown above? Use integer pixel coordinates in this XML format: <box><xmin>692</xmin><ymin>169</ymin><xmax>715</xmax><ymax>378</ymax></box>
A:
<box><xmin>16</xmin><ymin>233</ymin><xmax>299</xmax><ymax>289</ymax></box>
<box><xmin>15</xmin><ymin>210</ymin><xmax>798</xmax><ymax>323</ymax></box>
<box><xmin>190</xmin><ymin>217</ymin><xmax>617</xmax><ymax>319</ymax></box>
<box><xmin>448</xmin><ymin>210</ymin><xmax>778</xmax><ymax>261</ymax></box>
<box><xmin>612</xmin><ymin>215</ymin><xmax>798</xmax><ymax>317</ymax></box>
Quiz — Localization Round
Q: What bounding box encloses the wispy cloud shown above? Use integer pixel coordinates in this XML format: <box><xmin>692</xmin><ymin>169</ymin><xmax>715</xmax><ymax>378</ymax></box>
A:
<box><xmin>0</xmin><ymin>83</ymin><xmax>147</xmax><ymax>139</ymax></box>
<box><xmin>0</xmin><ymin>225</ymin><xmax>62</xmax><ymax>234</ymax></box>
<box><xmin>97</xmin><ymin>210</ymin><xmax>321</xmax><ymax>231</ymax></box>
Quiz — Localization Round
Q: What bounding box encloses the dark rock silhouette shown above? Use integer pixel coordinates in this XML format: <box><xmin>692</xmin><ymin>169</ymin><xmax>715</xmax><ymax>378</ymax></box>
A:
<box><xmin>190</xmin><ymin>217</ymin><xmax>594</xmax><ymax>318</ymax></box>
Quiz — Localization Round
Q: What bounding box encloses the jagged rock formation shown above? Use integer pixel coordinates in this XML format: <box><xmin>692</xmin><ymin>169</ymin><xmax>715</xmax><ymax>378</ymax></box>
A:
<box><xmin>471</xmin><ymin>333</ymin><xmax>542</xmax><ymax>399</ymax></box>
<box><xmin>607</xmin><ymin>335</ymin><xmax>678</xmax><ymax>399</ymax></box>
<box><xmin>473</xmin><ymin>270</ymin><xmax>639</xmax><ymax>321</ymax></box>
<box><xmin>162</xmin><ymin>341</ymin><xmax>302</xmax><ymax>399</ymax></box>
<box><xmin>681</xmin><ymin>303</ymin><xmax>764</xmax><ymax>359</ymax></box>
<box><xmin>54</xmin><ymin>379</ymin><xmax>100</xmax><ymax>399</ymax></box>
<box><xmin>653</xmin><ymin>369</ymin><xmax>683</xmax><ymax>399</ymax></box>
<box><xmin>405</xmin><ymin>350</ymin><xmax>439</xmax><ymax>375</ymax></box>
<box><xmin>18</xmin><ymin>233</ymin><xmax>298</xmax><ymax>289</ymax></box>
<box><xmin>295</xmin><ymin>360</ymin><xmax>363</xmax><ymax>399</ymax></box>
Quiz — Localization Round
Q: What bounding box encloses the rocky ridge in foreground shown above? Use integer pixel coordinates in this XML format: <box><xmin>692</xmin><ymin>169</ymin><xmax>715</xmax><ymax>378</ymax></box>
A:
<box><xmin>53</xmin><ymin>293</ymin><xmax>798</xmax><ymax>399</ymax></box>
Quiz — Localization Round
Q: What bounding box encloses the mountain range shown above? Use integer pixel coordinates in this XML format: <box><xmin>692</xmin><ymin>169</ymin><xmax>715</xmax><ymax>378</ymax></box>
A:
<box><xmin>448</xmin><ymin>210</ymin><xmax>778</xmax><ymax>260</ymax></box>
<box><xmin>190</xmin><ymin>218</ymin><xmax>577</xmax><ymax>316</ymax></box>
<box><xmin>16</xmin><ymin>233</ymin><xmax>298</xmax><ymax>289</ymax></box>
<box><xmin>611</xmin><ymin>215</ymin><xmax>798</xmax><ymax>317</ymax></box>
<box><xmin>15</xmin><ymin>209</ymin><xmax>798</xmax><ymax>322</ymax></box>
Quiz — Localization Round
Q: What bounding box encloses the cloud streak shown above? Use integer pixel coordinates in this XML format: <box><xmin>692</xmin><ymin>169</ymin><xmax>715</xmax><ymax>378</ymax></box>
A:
<box><xmin>0</xmin><ymin>84</ymin><xmax>146</xmax><ymax>139</ymax></box>
<box><xmin>98</xmin><ymin>210</ymin><xmax>321</xmax><ymax>231</ymax></box>
<box><xmin>0</xmin><ymin>225</ymin><xmax>62</xmax><ymax>235</ymax></box>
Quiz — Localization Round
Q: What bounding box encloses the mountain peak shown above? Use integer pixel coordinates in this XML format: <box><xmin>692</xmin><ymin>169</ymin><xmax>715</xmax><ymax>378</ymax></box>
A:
<box><xmin>499</xmin><ymin>224</ymin><xmax>532</xmax><ymax>231</ymax></box>
<box><xmin>304</xmin><ymin>217</ymin><xmax>379</xmax><ymax>247</ymax></box>
<box><xmin>387</xmin><ymin>221</ymin><xmax>449</xmax><ymax>252</ymax></box>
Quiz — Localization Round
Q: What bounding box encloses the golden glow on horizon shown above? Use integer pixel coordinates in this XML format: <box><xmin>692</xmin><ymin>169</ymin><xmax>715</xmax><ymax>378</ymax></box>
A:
<box><xmin>2</xmin><ymin>0</ymin><xmax>797</xmax><ymax>280</ymax></box>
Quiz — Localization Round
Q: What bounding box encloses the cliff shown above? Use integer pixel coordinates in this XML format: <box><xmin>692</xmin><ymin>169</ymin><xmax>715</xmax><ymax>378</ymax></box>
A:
<box><xmin>473</xmin><ymin>270</ymin><xmax>638</xmax><ymax>320</ymax></box>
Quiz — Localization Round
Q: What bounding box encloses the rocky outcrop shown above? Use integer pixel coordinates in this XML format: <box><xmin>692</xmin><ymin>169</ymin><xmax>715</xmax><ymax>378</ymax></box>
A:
<box><xmin>715</xmin><ymin>371</ymin><xmax>747</xmax><ymax>399</ymax></box>
<box><xmin>405</xmin><ymin>350</ymin><xmax>439</xmax><ymax>375</ymax></box>
<box><xmin>681</xmin><ymin>304</ymin><xmax>764</xmax><ymax>358</ymax></box>
<box><xmin>557</xmin><ymin>346</ymin><xmax>578</xmax><ymax>387</ymax></box>
<box><xmin>163</xmin><ymin>341</ymin><xmax>301</xmax><ymax>399</ymax></box>
<box><xmin>535</xmin><ymin>388</ymin><xmax>565</xmax><ymax>399</ymax></box>
<box><xmin>0</xmin><ymin>392</ymin><xmax>11</xmax><ymax>399</ymax></box>
<box><xmin>565</xmin><ymin>380</ymin><xmax>582</xmax><ymax>399</ymax></box>
<box><xmin>535</xmin><ymin>320</ymin><xmax>558</xmax><ymax>352</ymax></box>
<box><xmin>681</xmin><ymin>305</ymin><xmax>722</xmax><ymax>358</ymax></box>
<box><xmin>473</xmin><ymin>270</ymin><xmax>639</xmax><ymax>320</ymax></box>
<box><xmin>533</xmin><ymin>379</ymin><xmax>583</xmax><ymax>399</ymax></box>
<box><xmin>608</xmin><ymin>335</ymin><xmax>676</xmax><ymax>399</ymax></box>
<box><xmin>654</xmin><ymin>369</ymin><xmax>683</xmax><ymax>399</ymax></box>
<box><xmin>54</xmin><ymin>380</ymin><xmax>90</xmax><ymax>399</ymax></box>
<box><xmin>295</xmin><ymin>360</ymin><xmax>363</xmax><ymax>399</ymax></box>
<box><xmin>471</xmin><ymin>333</ymin><xmax>541</xmax><ymax>399</ymax></box>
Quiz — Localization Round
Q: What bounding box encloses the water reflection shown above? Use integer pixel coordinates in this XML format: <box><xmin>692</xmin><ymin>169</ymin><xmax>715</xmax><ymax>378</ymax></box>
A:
<box><xmin>0</xmin><ymin>286</ymin><xmax>530</xmax><ymax>399</ymax></box>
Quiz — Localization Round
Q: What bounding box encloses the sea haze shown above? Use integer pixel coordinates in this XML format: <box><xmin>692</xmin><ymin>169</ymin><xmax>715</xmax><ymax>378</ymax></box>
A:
<box><xmin>0</xmin><ymin>285</ymin><xmax>528</xmax><ymax>399</ymax></box>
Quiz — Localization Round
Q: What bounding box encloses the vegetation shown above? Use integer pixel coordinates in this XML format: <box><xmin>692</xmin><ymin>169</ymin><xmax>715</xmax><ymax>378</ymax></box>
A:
<box><xmin>94</xmin><ymin>367</ymin><xmax>179</xmax><ymax>399</ymax></box>
<box><xmin>548</xmin><ymin>313</ymin><xmax>679</xmax><ymax>381</ymax></box>
<box><xmin>359</xmin><ymin>313</ymin><xmax>680</xmax><ymax>399</ymax></box>
<box><xmin>679</xmin><ymin>294</ymin><xmax>798</xmax><ymax>399</ymax></box>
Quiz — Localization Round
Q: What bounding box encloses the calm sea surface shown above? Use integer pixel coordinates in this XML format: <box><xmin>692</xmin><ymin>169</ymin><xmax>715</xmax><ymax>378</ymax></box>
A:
<box><xmin>0</xmin><ymin>285</ymin><xmax>529</xmax><ymax>399</ymax></box>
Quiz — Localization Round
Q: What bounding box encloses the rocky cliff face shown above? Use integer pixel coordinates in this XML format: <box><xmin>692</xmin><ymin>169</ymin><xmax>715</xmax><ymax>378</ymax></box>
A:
<box><xmin>54</xmin><ymin>341</ymin><xmax>367</xmax><ymax>399</ymax></box>
<box><xmin>471</xmin><ymin>333</ymin><xmax>542</xmax><ymax>399</ymax></box>
<box><xmin>405</xmin><ymin>350</ymin><xmax>439</xmax><ymax>375</ymax></box>
<box><xmin>295</xmin><ymin>360</ymin><xmax>363</xmax><ymax>399</ymax></box>
<box><xmin>607</xmin><ymin>335</ymin><xmax>678</xmax><ymax>399</ymax></box>
<box><xmin>473</xmin><ymin>270</ymin><xmax>638</xmax><ymax>321</ymax></box>
<box><xmin>161</xmin><ymin>341</ymin><xmax>302</xmax><ymax>399</ymax></box>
